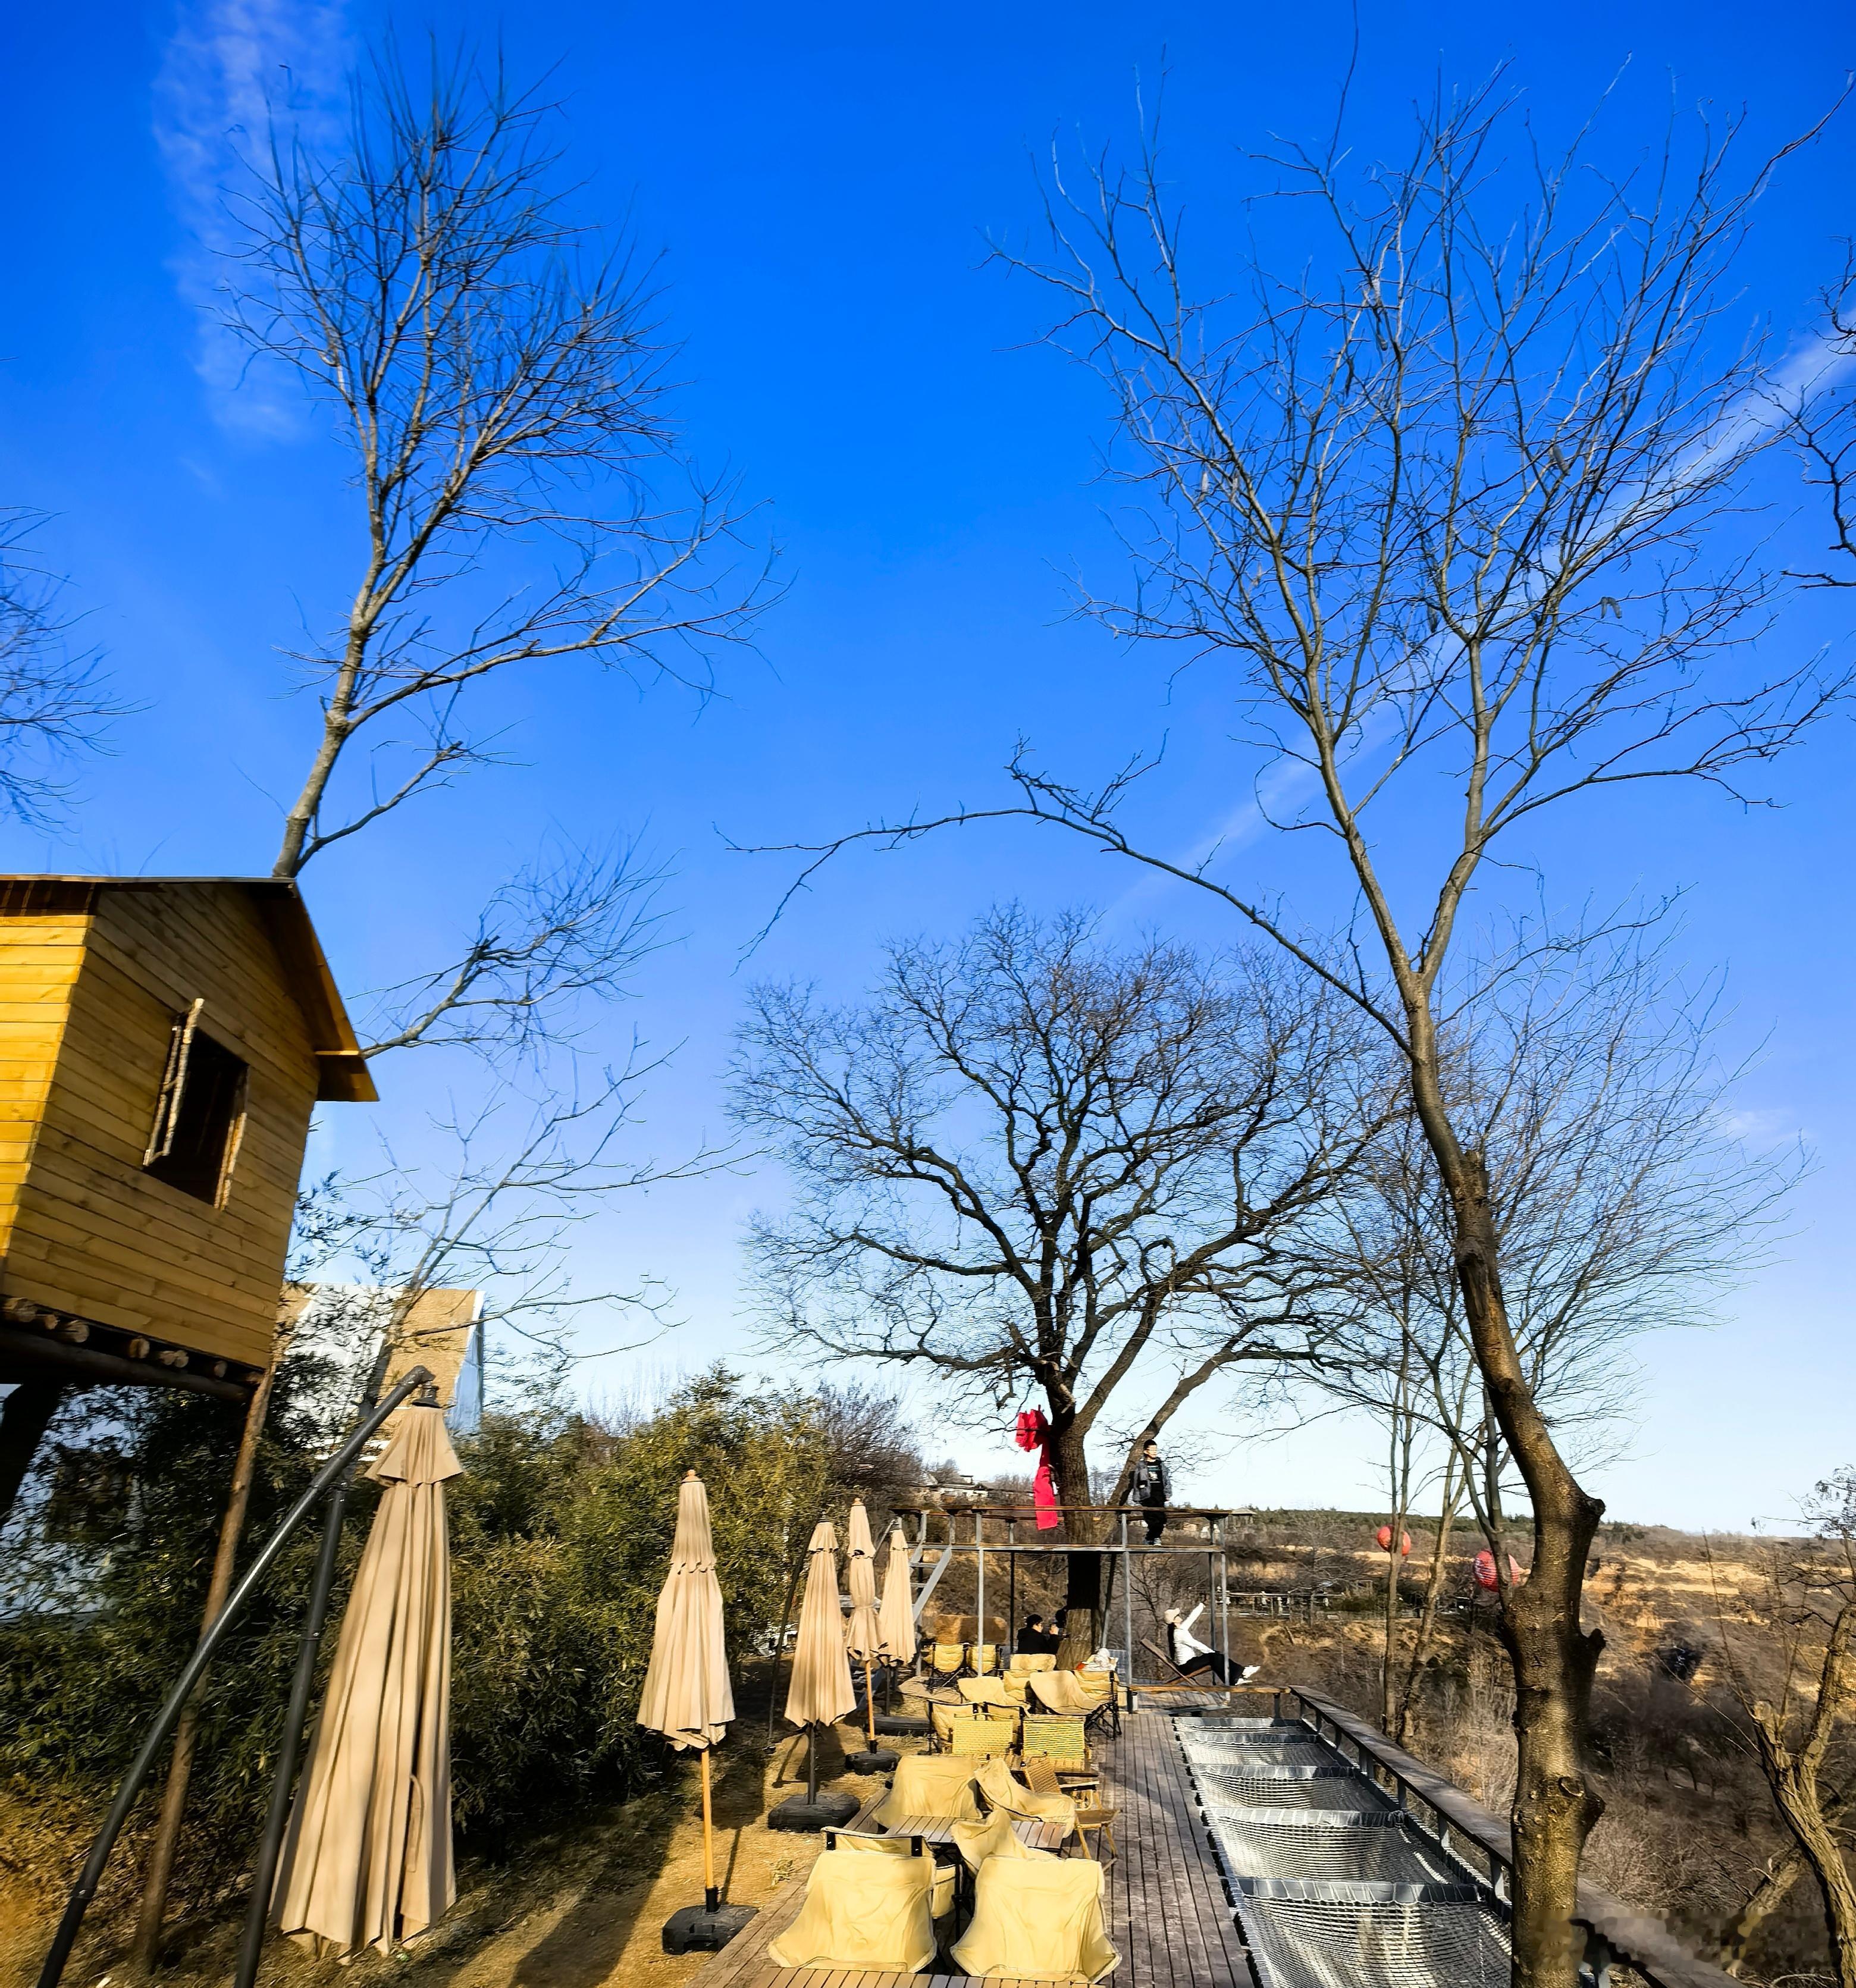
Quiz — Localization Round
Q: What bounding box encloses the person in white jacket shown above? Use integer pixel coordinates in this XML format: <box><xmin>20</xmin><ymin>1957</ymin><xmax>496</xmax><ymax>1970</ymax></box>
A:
<box><xmin>1164</xmin><ymin>1603</ymin><xmax>1253</xmax><ymax>1684</ymax></box>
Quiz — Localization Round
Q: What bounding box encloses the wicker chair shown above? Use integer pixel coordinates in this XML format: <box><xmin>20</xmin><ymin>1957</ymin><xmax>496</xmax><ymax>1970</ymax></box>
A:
<box><xmin>946</xmin><ymin>1711</ymin><xmax>1018</xmax><ymax>1759</ymax></box>
<box><xmin>1020</xmin><ymin>1713</ymin><xmax>1090</xmax><ymax>1773</ymax></box>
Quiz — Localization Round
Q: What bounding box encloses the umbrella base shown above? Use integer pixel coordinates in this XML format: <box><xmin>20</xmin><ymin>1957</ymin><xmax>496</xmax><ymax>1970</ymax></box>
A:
<box><xmin>767</xmin><ymin>1793</ymin><xmax>861</xmax><ymax>1832</ymax></box>
<box><xmin>846</xmin><ymin>1746</ymin><xmax>899</xmax><ymax>1773</ymax></box>
<box><xmin>661</xmin><ymin>1902</ymin><xmax>758</xmax><ymax>1953</ymax></box>
<box><xmin>872</xmin><ymin>1713</ymin><xmax>930</xmax><ymax>1736</ymax></box>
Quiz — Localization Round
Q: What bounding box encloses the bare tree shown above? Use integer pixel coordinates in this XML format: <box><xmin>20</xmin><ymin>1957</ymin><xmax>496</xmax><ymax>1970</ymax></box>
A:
<box><xmin>217</xmin><ymin>44</ymin><xmax>767</xmax><ymax>1059</ymax></box>
<box><xmin>754</xmin><ymin>84</ymin><xmax>1840</xmax><ymax>1981</ymax></box>
<box><xmin>0</xmin><ymin>512</ymin><xmax>121</xmax><ymax>824</ymax></box>
<box><xmin>1716</xmin><ymin>1473</ymin><xmax>1856</xmax><ymax>1988</ymax></box>
<box><xmin>227</xmin><ymin>45</ymin><xmax>766</xmax><ymax>884</ymax></box>
<box><xmin>1316</xmin><ymin>935</ymin><xmax>1796</xmax><ymax>1742</ymax></box>
<box><xmin>731</xmin><ymin>904</ymin><xmax>1389</xmax><ymax>1661</ymax></box>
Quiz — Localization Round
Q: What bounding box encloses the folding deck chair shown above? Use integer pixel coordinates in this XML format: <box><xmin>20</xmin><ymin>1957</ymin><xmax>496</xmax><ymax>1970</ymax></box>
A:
<box><xmin>766</xmin><ymin>1842</ymin><xmax>939</xmax><ymax>1971</ymax></box>
<box><xmin>951</xmin><ymin>1854</ymin><xmax>1120</xmax><ymax>1982</ymax></box>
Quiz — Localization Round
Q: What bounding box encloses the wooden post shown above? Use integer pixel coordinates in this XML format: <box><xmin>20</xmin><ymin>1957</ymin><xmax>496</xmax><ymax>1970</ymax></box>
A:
<box><xmin>128</xmin><ymin>1354</ymin><xmax>280</xmax><ymax>1971</ymax></box>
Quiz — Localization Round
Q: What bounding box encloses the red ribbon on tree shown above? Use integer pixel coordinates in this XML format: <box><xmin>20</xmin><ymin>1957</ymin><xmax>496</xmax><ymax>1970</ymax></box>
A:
<box><xmin>1014</xmin><ymin>1409</ymin><xmax>1062</xmax><ymax>1532</ymax></box>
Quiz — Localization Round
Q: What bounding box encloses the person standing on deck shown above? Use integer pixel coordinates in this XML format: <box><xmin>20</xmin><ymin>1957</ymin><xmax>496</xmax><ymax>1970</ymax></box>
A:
<box><xmin>1131</xmin><ymin>1440</ymin><xmax>1169</xmax><ymax>1544</ymax></box>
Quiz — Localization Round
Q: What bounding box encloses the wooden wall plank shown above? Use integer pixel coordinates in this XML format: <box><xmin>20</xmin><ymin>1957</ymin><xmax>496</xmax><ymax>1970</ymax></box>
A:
<box><xmin>0</xmin><ymin>885</ymin><xmax>330</xmax><ymax>1365</ymax></box>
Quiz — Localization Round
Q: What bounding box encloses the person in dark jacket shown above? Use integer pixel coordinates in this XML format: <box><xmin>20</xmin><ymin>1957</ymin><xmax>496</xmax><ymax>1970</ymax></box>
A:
<box><xmin>1018</xmin><ymin>1613</ymin><xmax>1058</xmax><ymax>1655</ymax></box>
<box><xmin>1131</xmin><ymin>1441</ymin><xmax>1168</xmax><ymax>1544</ymax></box>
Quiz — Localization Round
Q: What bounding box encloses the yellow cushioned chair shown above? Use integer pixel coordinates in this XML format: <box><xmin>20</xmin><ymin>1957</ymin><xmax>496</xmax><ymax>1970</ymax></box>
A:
<box><xmin>949</xmin><ymin>1809</ymin><xmax>1059</xmax><ymax>1876</ymax></box>
<box><xmin>958</xmin><ymin>1674</ymin><xmax>1024</xmax><ymax>1709</ymax></box>
<box><xmin>951</xmin><ymin>1856</ymin><xmax>1120</xmax><ymax>1982</ymax></box>
<box><xmin>974</xmin><ymin>1755</ymin><xmax>1077</xmax><ymax>1835</ymax></box>
<box><xmin>1020</xmin><ymin>1712</ymin><xmax>1089</xmax><ymax>1768</ymax></box>
<box><xmin>766</xmin><ymin>1845</ymin><xmax>938</xmax><ymax>1971</ymax></box>
<box><xmin>1008</xmin><ymin>1651</ymin><xmax>1058</xmax><ymax>1676</ymax></box>
<box><xmin>828</xmin><ymin>1831</ymin><xmax>955</xmax><ymax>1918</ymax></box>
<box><xmin>873</xmin><ymin>1749</ymin><xmax>985</xmax><ymax>1829</ymax></box>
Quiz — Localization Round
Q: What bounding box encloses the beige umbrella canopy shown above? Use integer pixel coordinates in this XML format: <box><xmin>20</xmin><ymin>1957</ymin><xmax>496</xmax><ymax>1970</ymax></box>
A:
<box><xmin>785</xmin><ymin>1520</ymin><xmax>856</xmax><ymax>1729</ymax></box>
<box><xmin>844</xmin><ymin>1500</ymin><xmax>882</xmax><ymax>1661</ymax></box>
<box><xmin>638</xmin><ymin>1471</ymin><xmax>735</xmax><ymax>1751</ymax></box>
<box><xmin>844</xmin><ymin>1500</ymin><xmax>884</xmax><ymax>1752</ymax></box>
<box><xmin>272</xmin><ymin>1405</ymin><xmax>461</xmax><ymax>1958</ymax></box>
<box><xmin>878</xmin><ymin>1523</ymin><xmax>916</xmax><ymax>1663</ymax></box>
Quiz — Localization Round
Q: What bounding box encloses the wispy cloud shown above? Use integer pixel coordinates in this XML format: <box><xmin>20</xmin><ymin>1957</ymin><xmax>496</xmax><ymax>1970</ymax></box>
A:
<box><xmin>152</xmin><ymin>0</ymin><xmax>349</xmax><ymax>437</ymax></box>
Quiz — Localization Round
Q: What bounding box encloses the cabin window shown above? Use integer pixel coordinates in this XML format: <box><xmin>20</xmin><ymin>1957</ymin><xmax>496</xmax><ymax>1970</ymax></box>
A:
<box><xmin>145</xmin><ymin>1005</ymin><xmax>249</xmax><ymax>1205</ymax></box>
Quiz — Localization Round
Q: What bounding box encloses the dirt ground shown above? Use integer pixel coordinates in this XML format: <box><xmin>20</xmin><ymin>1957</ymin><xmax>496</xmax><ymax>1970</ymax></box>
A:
<box><xmin>1</xmin><ymin>1720</ymin><xmax>898</xmax><ymax>1988</ymax></box>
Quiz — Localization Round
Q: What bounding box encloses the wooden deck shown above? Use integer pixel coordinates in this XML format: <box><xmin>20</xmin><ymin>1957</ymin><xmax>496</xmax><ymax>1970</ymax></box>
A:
<box><xmin>688</xmin><ymin>1711</ymin><xmax>1246</xmax><ymax>1988</ymax></box>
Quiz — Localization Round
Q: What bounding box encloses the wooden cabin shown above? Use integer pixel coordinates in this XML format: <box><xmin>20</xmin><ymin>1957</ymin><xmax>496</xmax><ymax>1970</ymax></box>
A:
<box><xmin>0</xmin><ymin>877</ymin><xmax>375</xmax><ymax>1402</ymax></box>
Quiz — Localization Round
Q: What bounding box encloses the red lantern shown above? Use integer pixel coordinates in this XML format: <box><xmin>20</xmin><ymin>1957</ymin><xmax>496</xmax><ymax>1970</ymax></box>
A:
<box><xmin>1375</xmin><ymin>1525</ymin><xmax>1412</xmax><ymax>1557</ymax></box>
<box><xmin>1473</xmin><ymin>1550</ymin><xmax>1526</xmax><ymax>1590</ymax></box>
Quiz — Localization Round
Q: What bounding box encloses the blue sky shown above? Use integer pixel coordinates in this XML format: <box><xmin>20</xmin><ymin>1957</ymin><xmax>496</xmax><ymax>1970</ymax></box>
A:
<box><xmin>2</xmin><ymin>0</ymin><xmax>1852</xmax><ymax>1531</ymax></box>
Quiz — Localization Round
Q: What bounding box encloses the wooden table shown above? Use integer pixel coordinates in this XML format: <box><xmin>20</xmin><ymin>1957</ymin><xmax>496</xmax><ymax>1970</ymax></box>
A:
<box><xmin>844</xmin><ymin>1814</ymin><xmax>1068</xmax><ymax>1854</ymax></box>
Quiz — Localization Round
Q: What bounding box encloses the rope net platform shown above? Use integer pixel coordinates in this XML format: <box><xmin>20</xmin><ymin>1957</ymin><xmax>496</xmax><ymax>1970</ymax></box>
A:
<box><xmin>1237</xmin><ymin>1895</ymin><xmax>1513</xmax><ymax>1988</ymax></box>
<box><xmin>1206</xmin><ymin>1811</ymin><xmax>1463</xmax><ymax>1889</ymax></box>
<box><xmin>1168</xmin><ymin>1707</ymin><xmax>1512</xmax><ymax>1988</ymax></box>
<box><xmin>1196</xmin><ymin>1763</ymin><xmax>1396</xmax><ymax>1811</ymax></box>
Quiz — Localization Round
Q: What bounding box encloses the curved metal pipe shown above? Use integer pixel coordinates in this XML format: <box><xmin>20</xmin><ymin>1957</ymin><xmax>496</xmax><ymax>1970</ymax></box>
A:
<box><xmin>34</xmin><ymin>1363</ymin><xmax>435</xmax><ymax>1988</ymax></box>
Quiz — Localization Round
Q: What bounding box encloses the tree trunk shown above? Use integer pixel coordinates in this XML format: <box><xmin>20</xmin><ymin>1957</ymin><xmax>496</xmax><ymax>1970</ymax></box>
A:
<box><xmin>1437</xmin><ymin>1132</ymin><xmax>1605</xmax><ymax>1988</ymax></box>
<box><xmin>1714</xmin><ymin>1772</ymin><xmax>1856</xmax><ymax>1973</ymax></box>
<box><xmin>1049</xmin><ymin>1417</ymin><xmax>1102</xmax><ymax>1667</ymax></box>
<box><xmin>1750</xmin><ymin>1738</ymin><xmax>1856</xmax><ymax>1988</ymax></box>
<box><xmin>1381</xmin><ymin>1388</ymin><xmax>1413</xmax><ymax>1733</ymax></box>
<box><xmin>0</xmin><ymin>1378</ymin><xmax>68</xmax><ymax>1535</ymax></box>
<box><xmin>1396</xmin><ymin>1470</ymin><xmax>1460</xmax><ymax>1744</ymax></box>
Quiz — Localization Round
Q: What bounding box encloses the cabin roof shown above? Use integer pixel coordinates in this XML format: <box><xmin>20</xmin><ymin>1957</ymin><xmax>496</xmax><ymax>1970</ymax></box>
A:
<box><xmin>0</xmin><ymin>875</ymin><xmax>378</xmax><ymax>1105</ymax></box>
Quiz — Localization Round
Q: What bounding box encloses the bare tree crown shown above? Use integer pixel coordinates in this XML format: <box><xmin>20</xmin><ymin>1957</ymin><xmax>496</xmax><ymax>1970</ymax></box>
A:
<box><xmin>222</xmin><ymin>46</ymin><xmax>769</xmax><ymax>882</ymax></box>
<box><xmin>974</xmin><ymin>83</ymin><xmax>1844</xmax><ymax>1036</ymax></box>
<box><xmin>732</xmin><ymin>905</ymin><xmax>1390</xmax><ymax>1494</ymax></box>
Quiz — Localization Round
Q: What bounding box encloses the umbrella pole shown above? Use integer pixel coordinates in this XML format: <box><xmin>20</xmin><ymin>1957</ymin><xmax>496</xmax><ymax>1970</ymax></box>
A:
<box><xmin>865</xmin><ymin>1661</ymin><xmax>877</xmax><ymax>1746</ymax></box>
<box><xmin>701</xmin><ymin>1748</ymin><xmax>718</xmax><ymax>1914</ymax></box>
<box><xmin>807</xmin><ymin>1724</ymin><xmax>819</xmax><ymax>1805</ymax></box>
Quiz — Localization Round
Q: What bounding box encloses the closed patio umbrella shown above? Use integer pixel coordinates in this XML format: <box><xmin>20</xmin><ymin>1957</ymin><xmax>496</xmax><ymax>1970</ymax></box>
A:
<box><xmin>639</xmin><ymin>1471</ymin><xmax>754</xmax><ymax>1953</ymax></box>
<box><xmin>271</xmin><ymin>1403</ymin><xmax>459</xmax><ymax>1958</ymax></box>
<box><xmin>870</xmin><ymin>1520</ymin><xmax>926</xmax><ymax>1741</ymax></box>
<box><xmin>770</xmin><ymin>1519</ymin><xmax>858</xmax><ymax>1829</ymax></box>
<box><xmin>879</xmin><ymin>1523</ymin><xmax>916</xmax><ymax>1666</ymax></box>
<box><xmin>843</xmin><ymin>1500</ymin><xmax>893</xmax><ymax>1769</ymax></box>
